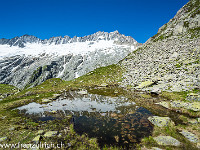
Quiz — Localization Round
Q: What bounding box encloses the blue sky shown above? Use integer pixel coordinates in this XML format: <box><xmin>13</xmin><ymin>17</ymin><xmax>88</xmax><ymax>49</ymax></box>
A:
<box><xmin>0</xmin><ymin>0</ymin><xmax>189</xmax><ymax>43</ymax></box>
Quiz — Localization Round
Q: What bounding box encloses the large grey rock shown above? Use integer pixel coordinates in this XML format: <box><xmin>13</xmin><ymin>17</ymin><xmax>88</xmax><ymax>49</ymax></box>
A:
<box><xmin>155</xmin><ymin>101</ymin><xmax>170</xmax><ymax>109</ymax></box>
<box><xmin>77</xmin><ymin>90</ymin><xmax>88</xmax><ymax>95</ymax></box>
<box><xmin>153</xmin><ymin>136</ymin><xmax>181</xmax><ymax>146</ymax></box>
<box><xmin>186</xmin><ymin>93</ymin><xmax>200</xmax><ymax>102</ymax></box>
<box><xmin>180</xmin><ymin>130</ymin><xmax>199</xmax><ymax>143</ymax></box>
<box><xmin>170</xmin><ymin>101</ymin><xmax>200</xmax><ymax>112</ymax></box>
<box><xmin>32</xmin><ymin>135</ymin><xmax>41</xmax><ymax>144</ymax></box>
<box><xmin>41</xmin><ymin>99</ymin><xmax>52</xmax><ymax>103</ymax></box>
<box><xmin>0</xmin><ymin>137</ymin><xmax>7</xmax><ymax>142</ymax></box>
<box><xmin>151</xmin><ymin>87</ymin><xmax>161</xmax><ymax>95</ymax></box>
<box><xmin>44</xmin><ymin>131</ymin><xmax>58</xmax><ymax>138</ymax></box>
<box><xmin>148</xmin><ymin>116</ymin><xmax>173</xmax><ymax>127</ymax></box>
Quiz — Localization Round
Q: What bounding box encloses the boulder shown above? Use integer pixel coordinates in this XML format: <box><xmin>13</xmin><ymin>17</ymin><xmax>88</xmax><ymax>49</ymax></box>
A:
<box><xmin>148</xmin><ymin>116</ymin><xmax>173</xmax><ymax>127</ymax></box>
<box><xmin>186</xmin><ymin>102</ymin><xmax>200</xmax><ymax>111</ymax></box>
<box><xmin>9</xmin><ymin>127</ymin><xmax>15</xmax><ymax>131</ymax></box>
<box><xmin>99</xmin><ymin>83</ymin><xmax>108</xmax><ymax>87</ymax></box>
<box><xmin>153</xmin><ymin>136</ymin><xmax>181</xmax><ymax>146</ymax></box>
<box><xmin>52</xmin><ymin>94</ymin><xmax>61</xmax><ymax>99</ymax></box>
<box><xmin>170</xmin><ymin>101</ymin><xmax>200</xmax><ymax>111</ymax></box>
<box><xmin>44</xmin><ymin>131</ymin><xmax>58</xmax><ymax>138</ymax></box>
<box><xmin>151</xmin><ymin>87</ymin><xmax>161</xmax><ymax>95</ymax></box>
<box><xmin>197</xmin><ymin>143</ymin><xmax>200</xmax><ymax>149</ymax></box>
<box><xmin>37</xmin><ymin>130</ymin><xmax>44</xmax><ymax>135</ymax></box>
<box><xmin>138</xmin><ymin>80</ymin><xmax>154</xmax><ymax>89</ymax></box>
<box><xmin>188</xmin><ymin>119</ymin><xmax>198</xmax><ymax>124</ymax></box>
<box><xmin>32</xmin><ymin>135</ymin><xmax>41</xmax><ymax>144</ymax></box>
<box><xmin>186</xmin><ymin>93</ymin><xmax>200</xmax><ymax>102</ymax></box>
<box><xmin>77</xmin><ymin>90</ymin><xmax>88</xmax><ymax>95</ymax></box>
<box><xmin>156</xmin><ymin>101</ymin><xmax>170</xmax><ymax>109</ymax></box>
<box><xmin>42</xmin><ymin>99</ymin><xmax>52</xmax><ymax>103</ymax></box>
<box><xmin>0</xmin><ymin>137</ymin><xmax>7</xmax><ymax>142</ymax></box>
<box><xmin>50</xmin><ymin>110</ymin><xmax>57</xmax><ymax>114</ymax></box>
<box><xmin>151</xmin><ymin>147</ymin><xmax>163</xmax><ymax>150</ymax></box>
<box><xmin>180</xmin><ymin>130</ymin><xmax>199</xmax><ymax>143</ymax></box>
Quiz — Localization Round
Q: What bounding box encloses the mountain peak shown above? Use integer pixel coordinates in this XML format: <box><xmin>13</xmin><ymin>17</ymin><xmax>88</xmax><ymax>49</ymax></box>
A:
<box><xmin>148</xmin><ymin>0</ymin><xmax>199</xmax><ymax>43</ymax></box>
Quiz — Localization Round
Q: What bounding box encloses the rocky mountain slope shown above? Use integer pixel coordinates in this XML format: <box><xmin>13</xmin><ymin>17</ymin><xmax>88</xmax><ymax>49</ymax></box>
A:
<box><xmin>121</xmin><ymin>0</ymin><xmax>200</xmax><ymax>92</ymax></box>
<box><xmin>0</xmin><ymin>31</ymin><xmax>139</xmax><ymax>89</ymax></box>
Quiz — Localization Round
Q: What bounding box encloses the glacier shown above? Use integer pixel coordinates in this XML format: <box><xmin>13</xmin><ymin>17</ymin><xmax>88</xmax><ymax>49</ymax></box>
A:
<box><xmin>0</xmin><ymin>31</ymin><xmax>140</xmax><ymax>89</ymax></box>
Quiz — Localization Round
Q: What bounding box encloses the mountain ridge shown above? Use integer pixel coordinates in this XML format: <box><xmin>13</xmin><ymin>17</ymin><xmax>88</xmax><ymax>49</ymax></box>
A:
<box><xmin>0</xmin><ymin>31</ymin><xmax>140</xmax><ymax>89</ymax></box>
<box><xmin>0</xmin><ymin>31</ymin><xmax>140</xmax><ymax>48</ymax></box>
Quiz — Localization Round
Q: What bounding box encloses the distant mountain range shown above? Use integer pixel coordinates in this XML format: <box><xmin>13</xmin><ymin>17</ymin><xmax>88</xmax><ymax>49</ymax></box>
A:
<box><xmin>0</xmin><ymin>31</ymin><xmax>139</xmax><ymax>48</ymax></box>
<box><xmin>0</xmin><ymin>31</ymin><xmax>140</xmax><ymax>88</ymax></box>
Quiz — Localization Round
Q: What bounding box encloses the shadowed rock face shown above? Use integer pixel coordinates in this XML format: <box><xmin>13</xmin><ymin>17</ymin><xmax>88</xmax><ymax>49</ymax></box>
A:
<box><xmin>121</xmin><ymin>0</ymin><xmax>200</xmax><ymax>92</ymax></box>
<box><xmin>0</xmin><ymin>31</ymin><xmax>139</xmax><ymax>89</ymax></box>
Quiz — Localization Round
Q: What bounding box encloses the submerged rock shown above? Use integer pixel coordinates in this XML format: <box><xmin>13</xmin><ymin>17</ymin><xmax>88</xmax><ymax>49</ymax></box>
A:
<box><xmin>148</xmin><ymin>116</ymin><xmax>173</xmax><ymax>127</ymax></box>
<box><xmin>153</xmin><ymin>136</ymin><xmax>181</xmax><ymax>146</ymax></box>
<box><xmin>180</xmin><ymin>130</ymin><xmax>199</xmax><ymax>143</ymax></box>
<box><xmin>114</xmin><ymin>135</ymin><xmax>119</xmax><ymax>142</ymax></box>
<box><xmin>44</xmin><ymin>131</ymin><xmax>58</xmax><ymax>138</ymax></box>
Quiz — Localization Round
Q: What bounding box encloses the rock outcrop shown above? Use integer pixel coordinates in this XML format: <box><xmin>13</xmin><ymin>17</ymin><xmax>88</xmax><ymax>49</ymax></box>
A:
<box><xmin>121</xmin><ymin>0</ymin><xmax>200</xmax><ymax>92</ymax></box>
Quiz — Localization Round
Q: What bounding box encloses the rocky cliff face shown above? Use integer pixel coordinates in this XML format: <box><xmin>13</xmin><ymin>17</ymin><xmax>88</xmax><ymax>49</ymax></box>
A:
<box><xmin>0</xmin><ymin>31</ymin><xmax>139</xmax><ymax>89</ymax></box>
<box><xmin>121</xmin><ymin>0</ymin><xmax>200</xmax><ymax>92</ymax></box>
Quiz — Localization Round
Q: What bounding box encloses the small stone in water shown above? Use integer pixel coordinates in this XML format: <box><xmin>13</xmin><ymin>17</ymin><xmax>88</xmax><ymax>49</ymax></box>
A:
<box><xmin>114</xmin><ymin>135</ymin><xmax>119</xmax><ymax>142</ymax></box>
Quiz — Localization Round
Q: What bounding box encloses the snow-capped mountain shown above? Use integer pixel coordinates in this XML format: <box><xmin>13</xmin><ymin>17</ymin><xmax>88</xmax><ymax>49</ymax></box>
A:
<box><xmin>0</xmin><ymin>31</ymin><xmax>140</xmax><ymax>89</ymax></box>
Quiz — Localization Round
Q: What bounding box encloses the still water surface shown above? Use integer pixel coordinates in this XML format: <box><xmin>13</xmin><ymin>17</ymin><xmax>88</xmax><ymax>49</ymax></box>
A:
<box><xmin>17</xmin><ymin>90</ymin><xmax>154</xmax><ymax>147</ymax></box>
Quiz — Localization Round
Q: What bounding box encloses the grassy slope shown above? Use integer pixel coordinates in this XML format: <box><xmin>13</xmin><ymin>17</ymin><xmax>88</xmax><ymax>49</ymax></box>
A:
<box><xmin>0</xmin><ymin>64</ymin><xmax>123</xmax><ymax>150</ymax></box>
<box><xmin>0</xmin><ymin>84</ymin><xmax>18</xmax><ymax>96</ymax></box>
<box><xmin>1</xmin><ymin>64</ymin><xmax>123</xmax><ymax>104</ymax></box>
